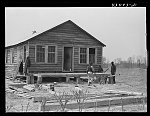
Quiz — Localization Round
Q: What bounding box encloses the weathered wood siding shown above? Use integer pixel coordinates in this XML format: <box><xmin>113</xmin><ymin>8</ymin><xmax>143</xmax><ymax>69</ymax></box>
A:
<box><xmin>28</xmin><ymin>21</ymin><xmax>104</xmax><ymax>73</ymax></box>
<box><xmin>29</xmin><ymin>21</ymin><xmax>102</xmax><ymax>46</ymax></box>
<box><xmin>28</xmin><ymin>44</ymin><xmax>63</xmax><ymax>73</ymax></box>
<box><xmin>5</xmin><ymin>44</ymin><xmax>29</xmax><ymax>77</ymax></box>
<box><xmin>12</xmin><ymin>47</ymin><xmax>18</xmax><ymax>63</ymax></box>
<box><xmin>6</xmin><ymin>21</ymin><xmax>105</xmax><ymax>74</ymax></box>
<box><xmin>73</xmin><ymin>46</ymin><xmax>102</xmax><ymax>73</ymax></box>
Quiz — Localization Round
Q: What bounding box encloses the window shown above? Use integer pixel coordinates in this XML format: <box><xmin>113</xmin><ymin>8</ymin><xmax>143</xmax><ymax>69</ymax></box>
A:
<box><xmin>36</xmin><ymin>45</ymin><xmax>45</xmax><ymax>62</ymax></box>
<box><xmin>80</xmin><ymin>48</ymin><xmax>87</xmax><ymax>63</ymax></box>
<box><xmin>89</xmin><ymin>48</ymin><xmax>95</xmax><ymax>64</ymax></box>
<box><xmin>6</xmin><ymin>49</ymin><xmax>10</xmax><ymax>63</ymax></box>
<box><xmin>36</xmin><ymin>45</ymin><xmax>56</xmax><ymax>63</ymax></box>
<box><xmin>48</xmin><ymin>46</ymin><xmax>55</xmax><ymax>63</ymax></box>
<box><xmin>12</xmin><ymin>49</ymin><xmax>16</xmax><ymax>63</ymax></box>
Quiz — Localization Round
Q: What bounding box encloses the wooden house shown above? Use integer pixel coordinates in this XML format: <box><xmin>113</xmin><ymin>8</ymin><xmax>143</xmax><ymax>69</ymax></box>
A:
<box><xmin>5</xmin><ymin>20</ymin><xmax>106</xmax><ymax>78</ymax></box>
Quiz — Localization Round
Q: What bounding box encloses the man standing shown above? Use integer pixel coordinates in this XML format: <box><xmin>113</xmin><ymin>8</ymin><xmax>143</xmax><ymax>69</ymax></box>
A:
<box><xmin>24</xmin><ymin>56</ymin><xmax>31</xmax><ymax>75</ymax></box>
<box><xmin>18</xmin><ymin>59</ymin><xmax>23</xmax><ymax>75</ymax></box>
<box><xmin>111</xmin><ymin>62</ymin><xmax>116</xmax><ymax>84</ymax></box>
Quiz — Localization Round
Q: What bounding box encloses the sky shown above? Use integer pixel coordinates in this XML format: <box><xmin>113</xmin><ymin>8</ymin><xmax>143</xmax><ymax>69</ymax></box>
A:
<box><xmin>5</xmin><ymin>7</ymin><xmax>146</xmax><ymax>61</ymax></box>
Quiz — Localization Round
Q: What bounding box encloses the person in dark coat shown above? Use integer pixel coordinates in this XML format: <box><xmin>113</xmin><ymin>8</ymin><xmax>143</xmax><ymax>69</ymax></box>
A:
<box><xmin>24</xmin><ymin>56</ymin><xmax>31</xmax><ymax>75</ymax></box>
<box><xmin>18</xmin><ymin>60</ymin><xmax>23</xmax><ymax>75</ymax></box>
<box><xmin>98</xmin><ymin>65</ymin><xmax>103</xmax><ymax>73</ymax></box>
<box><xmin>111</xmin><ymin>62</ymin><xmax>116</xmax><ymax>84</ymax></box>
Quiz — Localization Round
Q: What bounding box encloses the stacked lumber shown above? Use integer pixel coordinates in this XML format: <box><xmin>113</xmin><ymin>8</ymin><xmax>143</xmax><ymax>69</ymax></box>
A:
<box><xmin>106</xmin><ymin>90</ymin><xmax>143</xmax><ymax>96</ymax></box>
<box><xmin>23</xmin><ymin>84</ymin><xmax>35</xmax><ymax>92</ymax></box>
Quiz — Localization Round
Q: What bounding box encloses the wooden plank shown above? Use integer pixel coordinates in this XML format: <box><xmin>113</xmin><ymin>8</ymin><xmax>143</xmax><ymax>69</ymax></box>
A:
<box><xmin>106</xmin><ymin>90</ymin><xmax>144</xmax><ymax>96</ymax></box>
<box><xmin>33</xmin><ymin>73</ymin><xmax>110</xmax><ymax>78</ymax></box>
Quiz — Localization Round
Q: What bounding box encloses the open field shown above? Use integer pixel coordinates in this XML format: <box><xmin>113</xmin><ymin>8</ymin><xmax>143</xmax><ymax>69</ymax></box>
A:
<box><xmin>5</xmin><ymin>68</ymin><xmax>147</xmax><ymax>112</ymax></box>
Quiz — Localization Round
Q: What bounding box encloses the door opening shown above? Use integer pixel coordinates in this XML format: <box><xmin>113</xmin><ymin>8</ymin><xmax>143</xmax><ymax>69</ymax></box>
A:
<box><xmin>63</xmin><ymin>47</ymin><xmax>73</xmax><ymax>72</ymax></box>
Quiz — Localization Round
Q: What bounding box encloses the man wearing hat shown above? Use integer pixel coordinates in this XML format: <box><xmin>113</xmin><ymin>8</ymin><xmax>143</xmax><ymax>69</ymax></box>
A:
<box><xmin>111</xmin><ymin>62</ymin><xmax>116</xmax><ymax>84</ymax></box>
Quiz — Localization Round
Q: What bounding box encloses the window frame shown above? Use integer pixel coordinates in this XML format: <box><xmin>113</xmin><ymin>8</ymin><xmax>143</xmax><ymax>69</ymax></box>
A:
<box><xmin>47</xmin><ymin>46</ymin><xmax>56</xmax><ymax>64</ymax></box>
<box><xmin>79</xmin><ymin>47</ymin><xmax>97</xmax><ymax>65</ymax></box>
<box><xmin>35</xmin><ymin>44</ymin><xmax>57</xmax><ymax>64</ymax></box>
<box><xmin>79</xmin><ymin>47</ymin><xmax>87</xmax><ymax>64</ymax></box>
<box><xmin>36</xmin><ymin>45</ymin><xmax>46</xmax><ymax>63</ymax></box>
<box><xmin>5</xmin><ymin>49</ymin><xmax>11</xmax><ymax>64</ymax></box>
<box><xmin>12</xmin><ymin>48</ymin><xmax>17</xmax><ymax>64</ymax></box>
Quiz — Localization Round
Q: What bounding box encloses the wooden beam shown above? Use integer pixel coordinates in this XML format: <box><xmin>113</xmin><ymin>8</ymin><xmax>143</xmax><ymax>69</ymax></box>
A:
<box><xmin>33</xmin><ymin>73</ymin><xmax>110</xmax><ymax>78</ymax></box>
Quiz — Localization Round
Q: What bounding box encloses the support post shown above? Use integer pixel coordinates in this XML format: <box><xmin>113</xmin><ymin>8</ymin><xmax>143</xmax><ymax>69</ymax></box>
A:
<box><xmin>26</xmin><ymin>75</ymin><xmax>31</xmax><ymax>84</ymax></box>
<box><xmin>66</xmin><ymin>77</ymin><xmax>70</xmax><ymax>83</ymax></box>
<box><xmin>37</xmin><ymin>74</ymin><xmax>42</xmax><ymax>84</ymax></box>
<box><xmin>30</xmin><ymin>74</ymin><xmax>34</xmax><ymax>84</ymax></box>
<box><xmin>76</xmin><ymin>76</ymin><xmax>80</xmax><ymax>84</ymax></box>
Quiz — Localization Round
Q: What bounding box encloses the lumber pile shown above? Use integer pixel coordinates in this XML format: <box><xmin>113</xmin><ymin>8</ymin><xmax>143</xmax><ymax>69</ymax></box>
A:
<box><xmin>106</xmin><ymin>90</ymin><xmax>143</xmax><ymax>96</ymax></box>
<box><xmin>23</xmin><ymin>84</ymin><xmax>35</xmax><ymax>92</ymax></box>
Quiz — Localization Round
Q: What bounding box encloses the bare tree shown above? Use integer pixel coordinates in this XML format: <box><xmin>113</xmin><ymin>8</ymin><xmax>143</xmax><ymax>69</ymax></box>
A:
<box><xmin>136</xmin><ymin>56</ymin><xmax>142</xmax><ymax>68</ymax></box>
<box><xmin>71</xmin><ymin>89</ymin><xmax>88</xmax><ymax>112</ymax></box>
<box><xmin>127</xmin><ymin>57</ymin><xmax>132</xmax><ymax>68</ymax></box>
<box><xmin>143</xmin><ymin>56</ymin><xmax>147</xmax><ymax>68</ymax></box>
<box><xmin>53</xmin><ymin>91</ymin><xmax>72</xmax><ymax>112</ymax></box>
<box><xmin>116</xmin><ymin>58</ymin><xmax>122</xmax><ymax>64</ymax></box>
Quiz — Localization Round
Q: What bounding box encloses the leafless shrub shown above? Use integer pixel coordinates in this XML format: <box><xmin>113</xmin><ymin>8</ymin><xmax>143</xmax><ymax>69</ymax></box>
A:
<box><xmin>142</xmin><ymin>97</ymin><xmax>145</xmax><ymax>110</ymax></box>
<box><xmin>6</xmin><ymin>103</ymin><xmax>14</xmax><ymax>112</ymax></box>
<box><xmin>41</xmin><ymin>97</ymin><xmax>47</xmax><ymax>112</ymax></box>
<box><xmin>53</xmin><ymin>91</ymin><xmax>72</xmax><ymax>112</ymax></box>
<box><xmin>94</xmin><ymin>99</ymin><xmax>98</xmax><ymax>112</ymax></box>
<box><xmin>108</xmin><ymin>99</ymin><xmax>111</xmax><ymax>112</ymax></box>
<box><xmin>71</xmin><ymin>89</ymin><xmax>88</xmax><ymax>112</ymax></box>
<box><xmin>121</xmin><ymin>98</ymin><xmax>124</xmax><ymax>112</ymax></box>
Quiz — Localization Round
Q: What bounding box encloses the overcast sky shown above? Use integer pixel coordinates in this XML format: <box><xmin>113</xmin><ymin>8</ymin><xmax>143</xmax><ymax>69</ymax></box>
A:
<box><xmin>5</xmin><ymin>7</ymin><xmax>146</xmax><ymax>61</ymax></box>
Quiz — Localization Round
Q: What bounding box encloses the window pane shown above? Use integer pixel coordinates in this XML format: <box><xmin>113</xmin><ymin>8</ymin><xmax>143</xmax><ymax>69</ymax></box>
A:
<box><xmin>48</xmin><ymin>53</ymin><xmax>55</xmax><ymax>63</ymax></box>
<box><xmin>6</xmin><ymin>50</ymin><xmax>10</xmax><ymax>63</ymax></box>
<box><xmin>80</xmin><ymin>48</ymin><xmax>87</xmax><ymax>63</ymax></box>
<box><xmin>48</xmin><ymin>46</ymin><xmax>55</xmax><ymax>52</ymax></box>
<box><xmin>80</xmin><ymin>54</ymin><xmax>87</xmax><ymax>63</ymax></box>
<box><xmin>48</xmin><ymin>46</ymin><xmax>55</xmax><ymax>63</ymax></box>
<box><xmin>36</xmin><ymin>45</ymin><xmax>45</xmax><ymax>62</ymax></box>
<box><xmin>12</xmin><ymin>49</ymin><xmax>17</xmax><ymax>63</ymax></box>
<box><xmin>80</xmin><ymin>48</ymin><xmax>86</xmax><ymax>53</ymax></box>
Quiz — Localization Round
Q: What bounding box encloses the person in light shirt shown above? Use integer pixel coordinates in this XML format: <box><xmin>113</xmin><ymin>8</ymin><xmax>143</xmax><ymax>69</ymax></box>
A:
<box><xmin>86</xmin><ymin>62</ymin><xmax>95</xmax><ymax>86</ymax></box>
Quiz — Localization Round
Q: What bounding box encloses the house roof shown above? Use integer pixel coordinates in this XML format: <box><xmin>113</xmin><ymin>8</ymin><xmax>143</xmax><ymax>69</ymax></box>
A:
<box><xmin>5</xmin><ymin>20</ymin><xmax>106</xmax><ymax>49</ymax></box>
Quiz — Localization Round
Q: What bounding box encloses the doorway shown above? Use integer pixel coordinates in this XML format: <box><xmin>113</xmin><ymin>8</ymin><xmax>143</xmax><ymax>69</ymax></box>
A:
<box><xmin>63</xmin><ymin>47</ymin><xmax>73</xmax><ymax>72</ymax></box>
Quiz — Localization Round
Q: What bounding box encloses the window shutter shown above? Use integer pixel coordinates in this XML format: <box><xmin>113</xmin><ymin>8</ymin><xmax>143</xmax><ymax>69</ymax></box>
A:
<box><xmin>78</xmin><ymin>47</ymin><xmax>80</xmax><ymax>64</ymax></box>
<box><xmin>45</xmin><ymin>46</ymin><xmax>48</xmax><ymax>63</ymax></box>
<box><xmin>95</xmin><ymin>47</ymin><xmax>97</xmax><ymax>64</ymax></box>
<box><xmin>55</xmin><ymin>45</ymin><xmax>57</xmax><ymax>64</ymax></box>
<box><xmin>87</xmin><ymin>48</ymin><xmax>89</xmax><ymax>64</ymax></box>
<box><xmin>10</xmin><ymin>48</ymin><xmax>13</xmax><ymax>64</ymax></box>
<box><xmin>29</xmin><ymin>45</ymin><xmax>35</xmax><ymax>63</ymax></box>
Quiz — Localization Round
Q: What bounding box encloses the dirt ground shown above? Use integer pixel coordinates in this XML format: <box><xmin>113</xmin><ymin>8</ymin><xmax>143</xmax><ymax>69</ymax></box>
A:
<box><xmin>5</xmin><ymin>68</ymin><xmax>147</xmax><ymax>112</ymax></box>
